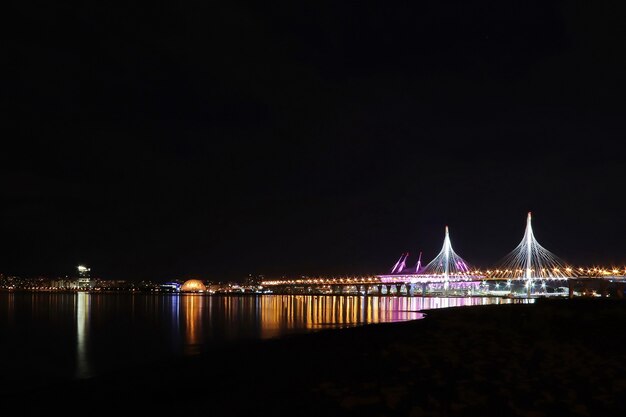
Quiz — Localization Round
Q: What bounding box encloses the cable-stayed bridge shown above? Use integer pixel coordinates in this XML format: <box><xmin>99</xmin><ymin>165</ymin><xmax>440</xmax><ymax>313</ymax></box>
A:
<box><xmin>262</xmin><ymin>213</ymin><xmax>626</xmax><ymax>297</ymax></box>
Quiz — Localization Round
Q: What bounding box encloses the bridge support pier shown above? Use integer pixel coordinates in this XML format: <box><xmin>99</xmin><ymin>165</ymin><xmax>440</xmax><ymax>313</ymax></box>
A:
<box><xmin>600</xmin><ymin>280</ymin><xmax>609</xmax><ymax>297</ymax></box>
<box><xmin>421</xmin><ymin>283</ymin><xmax>427</xmax><ymax>296</ymax></box>
<box><xmin>617</xmin><ymin>283</ymin><xmax>624</xmax><ymax>299</ymax></box>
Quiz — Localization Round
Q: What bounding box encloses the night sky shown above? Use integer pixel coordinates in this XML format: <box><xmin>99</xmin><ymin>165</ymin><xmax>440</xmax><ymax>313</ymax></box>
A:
<box><xmin>4</xmin><ymin>1</ymin><xmax>626</xmax><ymax>281</ymax></box>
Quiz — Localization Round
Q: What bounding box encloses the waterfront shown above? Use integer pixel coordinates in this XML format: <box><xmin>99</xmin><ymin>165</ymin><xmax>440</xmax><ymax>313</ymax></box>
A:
<box><xmin>0</xmin><ymin>292</ymin><xmax>530</xmax><ymax>394</ymax></box>
<box><xmin>5</xmin><ymin>297</ymin><xmax>626</xmax><ymax>417</ymax></box>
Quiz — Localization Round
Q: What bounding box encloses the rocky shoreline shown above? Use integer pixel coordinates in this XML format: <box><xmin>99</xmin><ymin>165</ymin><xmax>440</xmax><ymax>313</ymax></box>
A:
<box><xmin>8</xmin><ymin>297</ymin><xmax>626</xmax><ymax>416</ymax></box>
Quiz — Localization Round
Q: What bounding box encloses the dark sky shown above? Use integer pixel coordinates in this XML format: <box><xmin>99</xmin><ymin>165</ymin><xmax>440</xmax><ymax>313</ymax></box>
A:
<box><xmin>4</xmin><ymin>1</ymin><xmax>626</xmax><ymax>281</ymax></box>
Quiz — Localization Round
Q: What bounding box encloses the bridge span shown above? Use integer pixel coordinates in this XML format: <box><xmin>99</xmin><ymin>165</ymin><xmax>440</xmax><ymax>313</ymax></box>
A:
<box><xmin>261</xmin><ymin>274</ymin><xmax>626</xmax><ymax>298</ymax></box>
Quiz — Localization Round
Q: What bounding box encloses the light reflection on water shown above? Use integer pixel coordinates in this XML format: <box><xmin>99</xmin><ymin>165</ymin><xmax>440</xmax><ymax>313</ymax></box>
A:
<box><xmin>75</xmin><ymin>292</ymin><xmax>90</xmax><ymax>378</ymax></box>
<box><xmin>0</xmin><ymin>293</ymin><xmax>531</xmax><ymax>391</ymax></box>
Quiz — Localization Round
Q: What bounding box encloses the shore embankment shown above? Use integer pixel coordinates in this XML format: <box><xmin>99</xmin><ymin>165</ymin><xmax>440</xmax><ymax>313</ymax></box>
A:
<box><xmin>9</xmin><ymin>297</ymin><xmax>626</xmax><ymax>417</ymax></box>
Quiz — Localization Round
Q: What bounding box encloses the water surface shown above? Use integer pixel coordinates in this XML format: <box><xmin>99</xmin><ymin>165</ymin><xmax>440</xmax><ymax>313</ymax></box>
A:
<box><xmin>0</xmin><ymin>292</ymin><xmax>530</xmax><ymax>393</ymax></box>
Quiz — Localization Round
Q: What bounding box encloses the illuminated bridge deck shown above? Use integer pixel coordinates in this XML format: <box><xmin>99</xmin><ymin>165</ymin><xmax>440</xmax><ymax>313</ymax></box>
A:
<box><xmin>261</xmin><ymin>270</ymin><xmax>626</xmax><ymax>297</ymax></box>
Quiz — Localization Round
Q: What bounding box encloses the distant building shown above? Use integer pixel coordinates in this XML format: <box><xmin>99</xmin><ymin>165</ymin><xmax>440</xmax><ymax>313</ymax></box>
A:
<box><xmin>159</xmin><ymin>281</ymin><xmax>181</xmax><ymax>292</ymax></box>
<box><xmin>180</xmin><ymin>279</ymin><xmax>206</xmax><ymax>293</ymax></box>
<box><xmin>77</xmin><ymin>265</ymin><xmax>91</xmax><ymax>290</ymax></box>
<box><xmin>245</xmin><ymin>274</ymin><xmax>264</xmax><ymax>286</ymax></box>
<box><xmin>50</xmin><ymin>278</ymin><xmax>78</xmax><ymax>290</ymax></box>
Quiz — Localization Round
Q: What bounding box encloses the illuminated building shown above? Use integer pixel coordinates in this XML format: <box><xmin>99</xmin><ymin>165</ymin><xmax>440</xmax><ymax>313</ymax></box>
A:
<box><xmin>77</xmin><ymin>265</ymin><xmax>91</xmax><ymax>290</ymax></box>
<box><xmin>180</xmin><ymin>279</ymin><xmax>206</xmax><ymax>292</ymax></box>
<box><xmin>159</xmin><ymin>281</ymin><xmax>181</xmax><ymax>292</ymax></box>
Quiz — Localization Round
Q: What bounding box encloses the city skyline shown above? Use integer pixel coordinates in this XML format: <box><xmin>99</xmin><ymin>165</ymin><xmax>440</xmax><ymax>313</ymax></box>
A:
<box><xmin>4</xmin><ymin>2</ymin><xmax>626</xmax><ymax>281</ymax></box>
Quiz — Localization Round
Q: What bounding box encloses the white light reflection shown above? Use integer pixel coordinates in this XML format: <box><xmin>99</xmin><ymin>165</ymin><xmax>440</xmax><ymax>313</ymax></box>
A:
<box><xmin>75</xmin><ymin>292</ymin><xmax>91</xmax><ymax>378</ymax></box>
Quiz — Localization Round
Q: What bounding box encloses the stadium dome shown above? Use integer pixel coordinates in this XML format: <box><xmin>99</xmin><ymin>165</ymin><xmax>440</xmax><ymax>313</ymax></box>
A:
<box><xmin>180</xmin><ymin>279</ymin><xmax>206</xmax><ymax>292</ymax></box>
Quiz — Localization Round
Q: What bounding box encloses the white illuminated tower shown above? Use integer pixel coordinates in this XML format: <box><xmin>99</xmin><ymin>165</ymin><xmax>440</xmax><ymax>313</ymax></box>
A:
<box><xmin>77</xmin><ymin>265</ymin><xmax>91</xmax><ymax>290</ymax></box>
<box><xmin>422</xmin><ymin>226</ymin><xmax>472</xmax><ymax>289</ymax></box>
<box><xmin>495</xmin><ymin>212</ymin><xmax>574</xmax><ymax>291</ymax></box>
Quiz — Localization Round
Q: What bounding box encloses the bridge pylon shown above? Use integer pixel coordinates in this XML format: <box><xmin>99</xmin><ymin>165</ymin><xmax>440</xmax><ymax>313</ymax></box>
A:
<box><xmin>421</xmin><ymin>226</ymin><xmax>473</xmax><ymax>292</ymax></box>
<box><xmin>493</xmin><ymin>212</ymin><xmax>576</xmax><ymax>288</ymax></box>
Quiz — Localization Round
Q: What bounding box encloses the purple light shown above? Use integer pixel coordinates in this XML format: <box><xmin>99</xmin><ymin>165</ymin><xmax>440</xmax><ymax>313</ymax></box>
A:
<box><xmin>390</xmin><ymin>253</ymin><xmax>404</xmax><ymax>273</ymax></box>
<box><xmin>397</xmin><ymin>252</ymin><xmax>408</xmax><ymax>273</ymax></box>
<box><xmin>415</xmin><ymin>252</ymin><xmax>422</xmax><ymax>273</ymax></box>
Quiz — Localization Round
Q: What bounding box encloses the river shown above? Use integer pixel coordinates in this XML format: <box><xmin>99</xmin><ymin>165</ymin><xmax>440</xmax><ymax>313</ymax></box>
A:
<box><xmin>0</xmin><ymin>292</ymin><xmax>532</xmax><ymax>393</ymax></box>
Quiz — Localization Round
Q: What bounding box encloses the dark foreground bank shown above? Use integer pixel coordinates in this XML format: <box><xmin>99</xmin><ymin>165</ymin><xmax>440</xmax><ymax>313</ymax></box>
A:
<box><xmin>6</xmin><ymin>298</ymin><xmax>626</xmax><ymax>417</ymax></box>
